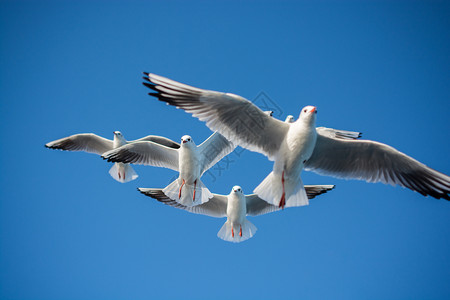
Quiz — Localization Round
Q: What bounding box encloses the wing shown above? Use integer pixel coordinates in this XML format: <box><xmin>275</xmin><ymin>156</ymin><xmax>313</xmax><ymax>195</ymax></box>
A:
<box><xmin>45</xmin><ymin>133</ymin><xmax>113</xmax><ymax>155</ymax></box>
<box><xmin>131</xmin><ymin>135</ymin><xmax>180</xmax><ymax>149</ymax></box>
<box><xmin>198</xmin><ymin>131</ymin><xmax>236</xmax><ymax>174</ymax></box>
<box><xmin>304</xmin><ymin>185</ymin><xmax>335</xmax><ymax>199</ymax></box>
<box><xmin>101</xmin><ymin>141</ymin><xmax>179</xmax><ymax>171</ymax></box>
<box><xmin>245</xmin><ymin>194</ymin><xmax>281</xmax><ymax>216</ymax></box>
<box><xmin>138</xmin><ymin>188</ymin><xmax>228</xmax><ymax>218</ymax></box>
<box><xmin>143</xmin><ymin>73</ymin><xmax>289</xmax><ymax>160</ymax></box>
<box><xmin>305</xmin><ymin>133</ymin><xmax>450</xmax><ymax>200</ymax></box>
<box><xmin>316</xmin><ymin>127</ymin><xmax>362</xmax><ymax>140</ymax></box>
<box><xmin>245</xmin><ymin>185</ymin><xmax>335</xmax><ymax>216</ymax></box>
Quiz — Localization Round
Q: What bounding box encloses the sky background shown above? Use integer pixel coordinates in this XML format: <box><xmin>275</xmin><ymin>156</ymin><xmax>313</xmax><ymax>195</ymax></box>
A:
<box><xmin>1</xmin><ymin>1</ymin><xmax>450</xmax><ymax>299</ymax></box>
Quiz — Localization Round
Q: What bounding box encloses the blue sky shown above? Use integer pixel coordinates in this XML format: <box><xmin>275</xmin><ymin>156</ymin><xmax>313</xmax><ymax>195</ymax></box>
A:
<box><xmin>1</xmin><ymin>1</ymin><xmax>449</xmax><ymax>299</ymax></box>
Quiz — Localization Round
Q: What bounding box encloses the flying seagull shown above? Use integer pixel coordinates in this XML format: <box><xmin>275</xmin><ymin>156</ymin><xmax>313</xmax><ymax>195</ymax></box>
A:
<box><xmin>139</xmin><ymin>184</ymin><xmax>335</xmax><ymax>243</ymax></box>
<box><xmin>142</xmin><ymin>73</ymin><xmax>450</xmax><ymax>208</ymax></box>
<box><xmin>102</xmin><ymin>131</ymin><xmax>235</xmax><ymax>206</ymax></box>
<box><xmin>285</xmin><ymin>115</ymin><xmax>295</xmax><ymax>123</ymax></box>
<box><xmin>46</xmin><ymin>131</ymin><xmax>180</xmax><ymax>183</ymax></box>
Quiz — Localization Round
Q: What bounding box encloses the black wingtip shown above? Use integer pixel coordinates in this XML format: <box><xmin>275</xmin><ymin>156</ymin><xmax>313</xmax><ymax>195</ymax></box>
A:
<box><xmin>142</xmin><ymin>82</ymin><xmax>154</xmax><ymax>89</ymax></box>
<box><xmin>143</xmin><ymin>71</ymin><xmax>149</xmax><ymax>76</ymax></box>
<box><xmin>142</xmin><ymin>76</ymin><xmax>151</xmax><ymax>82</ymax></box>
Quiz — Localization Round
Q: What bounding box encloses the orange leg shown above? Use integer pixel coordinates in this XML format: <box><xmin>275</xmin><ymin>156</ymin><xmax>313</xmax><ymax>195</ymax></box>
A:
<box><xmin>123</xmin><ymin>171</ymin><xmax>125</xmax><ymax>180</ymax></box>
<box><xmin>231</xmin><ymin>227</ymin><xmax>234</xmax><ymax>238</ymax></box>
<box><xmin>279</xmin><ymin>171</ymin><xmax>286</xmax><ymax>209</ymax></box>
<box><xmin>178</xmin><ymin>179</ymin><xmax>185</xmax><ymax>199</ymax></box>
<box><xmin>239</xmin><ymin>225</ymin><xmax>242</xmax><ymax>237</ymax></box>
<box><xmin>118</xmin><ymin>172</ymin><xmax>121</xmax><ymax>180</ymax></box>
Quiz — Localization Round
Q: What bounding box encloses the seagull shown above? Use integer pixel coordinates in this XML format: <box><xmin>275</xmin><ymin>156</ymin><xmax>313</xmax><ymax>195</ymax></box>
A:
<box><xmin>285</xmin><ymin>115</ymin><xmax>295</xmax><ymax>123</ymax></box>
<box><xmin>46</xmin><ymin>131</ymin><xmax>180</xmax><ymax>183</ymax></box>
<box><xmin>142</xmin><ymin>73</ymin><xmax>450</xmax><ymax>207</ymax></box>
<box><xmin>139</xmin><ymin>184</ymin><xmax>335</xmax><ymax>243</ymax></box>
<box><xmin>102</xmin><ymin>131</ymin><xmax>235</xmax><ymax>206</ymax></box>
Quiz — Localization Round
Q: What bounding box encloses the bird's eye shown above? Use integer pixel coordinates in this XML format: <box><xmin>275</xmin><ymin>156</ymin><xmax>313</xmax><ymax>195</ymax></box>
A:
<box><xmin>303</xmin><ymin>109</ymin><xmax>307</xmax><ymax>113</ymax></box>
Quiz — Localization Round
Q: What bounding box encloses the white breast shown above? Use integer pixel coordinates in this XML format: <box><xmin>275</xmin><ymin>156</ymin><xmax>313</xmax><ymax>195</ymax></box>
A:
<box><xmin>227</xmin><ymin>193</ymin><xmax>246</xmax><ymax>225</ymax></box>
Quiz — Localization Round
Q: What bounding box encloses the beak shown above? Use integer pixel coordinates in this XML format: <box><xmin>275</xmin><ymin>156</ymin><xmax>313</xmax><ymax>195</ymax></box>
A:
<box><xmin>310</xmin><ymin>107</ymin><xmax>316</xmax><ymax>114</ymax></box>
<box><xmin>182</xmin><ymin>140</ymin><xmax>187</xmax><ymax>144</ymax></box>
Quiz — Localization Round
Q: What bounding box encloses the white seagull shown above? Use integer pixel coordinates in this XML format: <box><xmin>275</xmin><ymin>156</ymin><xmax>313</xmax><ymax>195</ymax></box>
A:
<box><xmin>284</xmin><ymin>115</ymin><xmax>295</xmax><ymax>123</ymax></box>
<box><xmin>46</xmin><ymin>131</ymin><xmax>180</xmax><ymax>183</ymax></box>
<box><xmin>139</xmin><ymin>184</ymin><xmax>335</xmax><ymax>243</ymax></box>
<box><xmin>102</xmin><ymin>131</ymin><xmax>235</xmax><ymax>206</ymax></box>
<box><xmin>142</xmin><ymin>73</ymin><xmax>450</xmax><ymax>207</ymax></box>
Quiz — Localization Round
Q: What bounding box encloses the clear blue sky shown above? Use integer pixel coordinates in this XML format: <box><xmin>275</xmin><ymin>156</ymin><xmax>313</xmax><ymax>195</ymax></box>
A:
<box><xmin>1</xmin><ymin>1</ymin><xmax>449</xmax><ymax>299</ymax></box>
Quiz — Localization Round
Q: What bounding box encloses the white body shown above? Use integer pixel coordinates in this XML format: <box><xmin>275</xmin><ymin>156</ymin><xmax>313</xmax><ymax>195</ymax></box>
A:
<box><xmin>254</xmin><ymin>106</ymin><xmax>318</xmax><ymax>208</ymax></box>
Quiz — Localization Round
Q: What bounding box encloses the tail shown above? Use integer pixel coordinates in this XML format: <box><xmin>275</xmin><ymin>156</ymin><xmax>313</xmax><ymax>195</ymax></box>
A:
<box><xmin>217</xmin><ymin>219</ymin><xmax>257</xmax><ymax>243</ymax></box>
<box><xmin>108</xmin><ymin>163</ymin><xmax>138</xmax><ymax>183</ymax></box>
<box><xmin>163</xmin><ymin>178</ymin><xmax>213</xmax><ymax>207</ymax></box>
<box><xmin>254</xmin><ymin>171</ymin><xmax>308</xmax><ymax>208</ymax></box>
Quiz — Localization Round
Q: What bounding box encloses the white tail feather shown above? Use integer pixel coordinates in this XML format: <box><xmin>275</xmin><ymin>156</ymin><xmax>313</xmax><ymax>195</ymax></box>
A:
<box><xmin>163</xmin><ymin>178</ymin><xmax>213</xmax><ymax>207</ymax></box>
<box><xmin>217</xmin><ymin>219</ymin><xmax>257</xmax><ymax>243</ymax></box>
<box><xmin>109</xmin><ymin>163</ymin><xmax>138</xmax><ymax>183</ymax></box>
<box><xmin>254</xmin><ymin>171</ymin><xmax>309</xmax><ymax>207</ymax></box>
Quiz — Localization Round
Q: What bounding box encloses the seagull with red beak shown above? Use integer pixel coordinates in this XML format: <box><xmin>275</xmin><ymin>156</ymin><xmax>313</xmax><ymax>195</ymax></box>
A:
<box><xmin>102</xmin><ymin>131</ymin><xmax>235</xmax><ymax>207</ymax></box>
<box><xmin>142</xmin><ymin>72</ymin><xmax>450</xmax><ymax>208</ymax></box>
<box><xmin>45</xmin><ymin>131</ymin><xmax>180</xmax><ymax>183</ymax></box>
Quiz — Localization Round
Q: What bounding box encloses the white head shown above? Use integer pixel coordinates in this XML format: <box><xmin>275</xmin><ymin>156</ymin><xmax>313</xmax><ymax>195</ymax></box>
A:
<box><xmin>113</xmin><ymin>131</ymin><xmax>126</xmax><ymax>145</ymax></box>
<box><xmin>285</xmin><ymin>115</ymin><xmax>295</xmax><ymax>123</ymax></box>
<box><xmin>232</xmin><ymin>185</ymin><xmax>244</xmax><ymax>194</ymax></box>
<box><xmin>298</xmin><ymin>105</ymin><xmax>317</xmax><ymax>125</ymax></box>
<box><xmin>264</xmin><ymin>110</ymin><xmax>274</xmax><ymax>117</ymax></box>
<box><xmin>180</xmin><ymin>135</ymin><xmax>194</xmax><ymax>146</ymax></box>
<box><xmin>113</xmin><ymin>131</ymin><xmax>125</xmax><ymax>139</ymax></box>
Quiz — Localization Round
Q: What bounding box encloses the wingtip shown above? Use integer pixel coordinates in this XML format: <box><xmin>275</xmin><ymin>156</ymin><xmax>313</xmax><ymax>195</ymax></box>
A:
<box><xmin>143</xmin><ymin>71</ymin><xmax>149</xmax><ymax>76</ymax></box>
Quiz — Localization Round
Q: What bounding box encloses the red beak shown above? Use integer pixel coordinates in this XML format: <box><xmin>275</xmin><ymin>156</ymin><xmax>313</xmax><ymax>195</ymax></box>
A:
<box><xmin>310</xmin><ymin>107</ymin><xmax>316</xmax><ymax>113</ymax></box>
<box><xmin>182</xmin><ymin>140</ymin><xmax>187</xmax><ymax>144</ymax></box>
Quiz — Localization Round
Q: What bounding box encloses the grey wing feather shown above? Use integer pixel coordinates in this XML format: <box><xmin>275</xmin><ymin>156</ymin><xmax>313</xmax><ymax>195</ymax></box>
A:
<box><xmin>198</xmin><ymin>131</ymin><xmax>236</xmax><ymax>174</ymax></box>
<box><xmin>45</xmin><ymin>133</ymin><xmax>113</xmax><ymax>155</ymax></box>
<box><xmin>143</xmin><ymin>73</ymin><xmax>289</xmax><ymax>159</ymax></box>
<box><xmin>138</xmin><ymin>188</ymin><xmax>228</xmax><ymax>218</ymax></box>
<box><xmin>305</xmin><ymin>133</ymin><xmax>450</xmax><ymax>200</ymax></box>
<box><xmin>102</xmin><ymin>141</ymin><xmax>179</xmax><ymax>171</ymax></box>
<box><xmin>132</xmin><ymin>135</ymin><xmax>180</xmax><ymax>149</ymax></box>
<box><xmin>316</xmin><ymin>127</ymin><xmax>362</xmax><ymax>140</ymax></box>
<box><xmin>245</xmin><ymin>194</ymin><xmax>281</xmax><ymax>216</ymax></box>
<box><xmin>245</xmin><ymin>185</ymin><xmax>335</xmax><ymax>216</ymax></box>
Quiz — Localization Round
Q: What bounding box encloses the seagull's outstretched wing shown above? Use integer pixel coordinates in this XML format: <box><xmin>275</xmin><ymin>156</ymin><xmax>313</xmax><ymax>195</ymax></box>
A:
<box><xmin>245</xmin><ymin>194</ymin><xmax>280</xmax><ymax>216</ymax></box>
<box><xmin>245</xmin><ymin>184</ymin><xmax>335</xmax><ymax>216</ymax></box>
<box><xmin>139</xmin><ymin>188</ymin><xmax>228</xmax><ymax>218</ymax></box>
<box><xmin>198</xmin><ymin>131</ymin><xmax>236</xmax><ymax>174</ymax></box>
<box><xmin>316</xmin><ymin>127</ymin><xmax>362</xmax><ymax>140</ymax></box>
<box><xmin>102</xmin><ymin>141</ymin><xmax>179</xmax><ymax>171</ymax></box>
<box><xmin>305</xmin><ymin>133</ymin><xmax>450</xmax><ymax>200</ymax></box>
<box><xmin>132</xmin><ymin>135</ymin><xmax>180</xmax><ymax>149</ymax></box>
<box><xmin>45</xmin><ymin>133</ymin><xmax>113</xmax><ymax>155</ymax></box>
<box><xmin>143</xmin><ymin>73</ymin><xmax>289</xmax><ymax>160</ymax></box>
